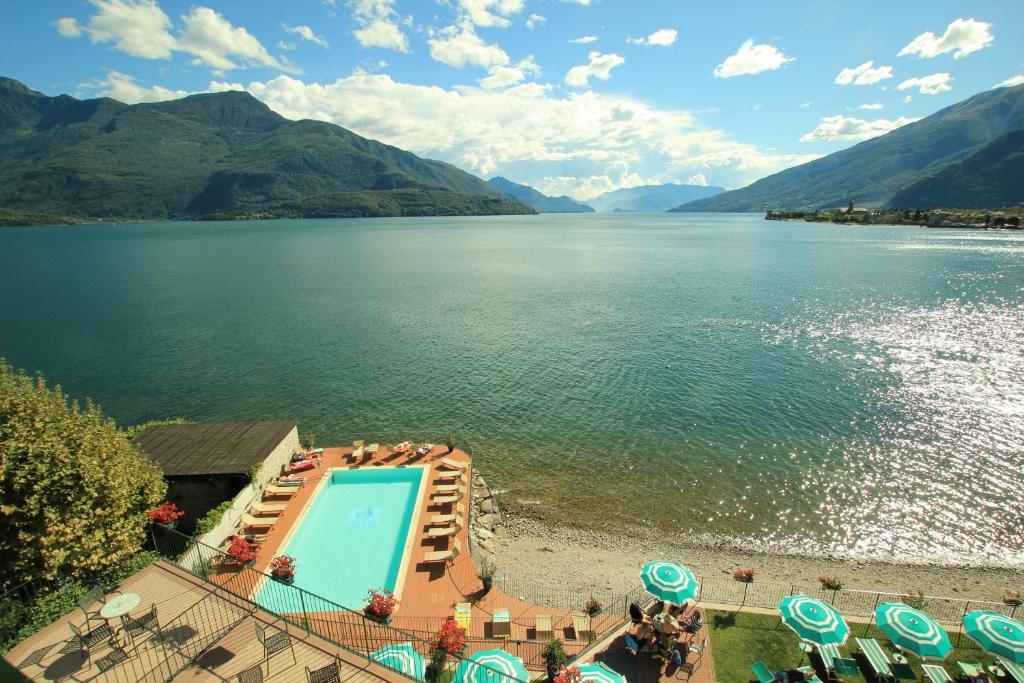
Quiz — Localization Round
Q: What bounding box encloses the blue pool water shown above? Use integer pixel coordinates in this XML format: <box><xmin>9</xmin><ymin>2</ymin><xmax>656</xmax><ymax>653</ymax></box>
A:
<box><xmin>256</xmin><ymin>467</ymin><xmax>424</xmax><ymax>612</ymax></box>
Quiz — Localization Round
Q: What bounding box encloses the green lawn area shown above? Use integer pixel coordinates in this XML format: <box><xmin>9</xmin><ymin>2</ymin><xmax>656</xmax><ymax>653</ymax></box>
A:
<box><xmin>706</xmin><ymin>609</ymin><xmax>992</xmax><ymax>683</ymax></box>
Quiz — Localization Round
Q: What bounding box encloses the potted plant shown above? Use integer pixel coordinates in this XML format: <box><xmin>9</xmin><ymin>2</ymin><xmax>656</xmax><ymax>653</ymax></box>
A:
<box><xmin>148</xmin><ymin>501</ymin><xmax>185</xmax><ymax>528</ymax></box>
<box><xmin>479</xmin><ymin>556</ymin><xmax>497</xmax><ymax>594</ymax></box>
<box><xmin>269</xmin><ymin>555</ymin><xmax>296</xmax><ymax>584</ymax></box>
<box><xmin>541</xmin><ymin>638</ymin><xmax>566</xmax><ymax>681</ymax></box>
<box><xmin>445</xmin><ymin>433</ymin><xmax>456</xmax><ymax>453</ymax></box>
<box><xmin>732</xmin><ymin>568</ymin><xmax>755</xmax><ymax>583</ymax></box>
<box><xmin>365</xmin><ymin>588</ymin><xmax>398</xmax><ymax>624</ymax></box>
<box><xmin>226</xmin><ymin>537</ymin><xmax>256</xmax><ymax>566</ymax></box>
<box><xmin>584</xmin><ymin>596</ymin><xmax>603</xmax><ymax>617</ymax></box>
<box><xmin>427</xmin><ymin>617</ymin><xmax>466</xmax><ymax>682</ymax></box>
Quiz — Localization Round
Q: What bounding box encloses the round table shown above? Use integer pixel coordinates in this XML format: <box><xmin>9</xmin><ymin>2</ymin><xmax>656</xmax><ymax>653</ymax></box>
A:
<box><xmin>100</xmin><ymin>593</ymin><xmax>140</xmax><ymax>620</ymax></box>
<box><xmin>988</xmin><ymin>665</ymin><xmax>1006</xmax><ymax>678</ymax></box>
<box><xmin>892</xmin><ymin>653</ymin><xmax>908</xmax><ymax>664</ymax></box>
<box><xmin>799</xmin><ymin>642</ymin><xmax>814</xmax><ymax>654</ymax></box>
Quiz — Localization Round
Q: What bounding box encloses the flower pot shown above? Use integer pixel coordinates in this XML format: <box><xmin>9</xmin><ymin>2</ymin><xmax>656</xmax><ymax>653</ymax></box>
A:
<box><xmin>364</xmin><ymin>610</ymin><xmax>392</xmax><ymax>625</ymax></box>
<box><xmin>271</xmin><ymin>570</ymin><xmax>294</xmax><ymax>584</ymax></box>
<box><xmin>156</xmin><ymin>521</ymin><xmax>178</xmax><ymax>530</ymax></box>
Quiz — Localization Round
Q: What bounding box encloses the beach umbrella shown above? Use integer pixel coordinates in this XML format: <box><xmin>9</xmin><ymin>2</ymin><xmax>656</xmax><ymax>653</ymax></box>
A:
<box><xmin>639</xmin><ymin>561</ymin><xmax>699</xmax><ymax>605</ymax></box>
<box><xmin>778</xmin><ymin>595</ymin><xmax>850</xmax><ymax>646</ymax></box>
<box><xmin>577</xmin><ymin>662</ymin><xmax>627</xmax><ymax>683</ymax></box>
<box><xmin>371</xmin><ymin>643</ymin><xmax>427</xmax><ymax>680</ymax></box>
<box><xmin>874</xmin><ymin>603</ymin><xmax>952</xmax><ymax>661</ymax></box>
<box><xmin>455</xmin><ymin>649</ymin><xmax>528</xmax><ymax>683</ymax></box>
<box><xmin>963</xmin><ymin>611</ymin><xmax>1024</xmax><ymax>664</ymax></box>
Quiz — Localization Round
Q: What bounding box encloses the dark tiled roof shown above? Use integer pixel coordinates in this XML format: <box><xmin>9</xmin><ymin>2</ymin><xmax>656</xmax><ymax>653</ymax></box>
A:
<box><xmin>134</xmin><ymin>421</ymin><xmax>297</xmax><ymax>477</ymax></box>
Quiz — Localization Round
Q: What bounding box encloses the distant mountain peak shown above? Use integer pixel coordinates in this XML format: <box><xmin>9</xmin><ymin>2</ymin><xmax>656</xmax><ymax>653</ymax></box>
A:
<box><xmin>488</xmin><ymin>176</ymin><xmax>594</xmax><ymax>213</ymax></box>
<box><xmin>588</xmin><ymin>182</ymin><xmax>725</xmax><ymax>212</ymax></box>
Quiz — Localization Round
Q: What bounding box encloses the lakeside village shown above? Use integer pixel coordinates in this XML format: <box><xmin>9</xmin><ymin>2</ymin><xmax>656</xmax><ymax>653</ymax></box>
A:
<box><xmin>766</xmin><ymin>203</ymin><xmax>1024</xmax><ymax>229</ymax></box>
<box><xmin>3</xmin><ymin>363</ymin><xmax>1024</xmax><ymax>682</ymax></box>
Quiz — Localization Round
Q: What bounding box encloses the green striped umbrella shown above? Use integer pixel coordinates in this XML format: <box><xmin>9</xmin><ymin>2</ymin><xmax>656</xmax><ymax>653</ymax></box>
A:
<box><xmin>455</xmin><ymin>649</ymin><xmax>528</xmax><ymax>683</ymax></box>
<box><xmin>963</xmin><ymin>611</ymin><xmax>1024</xmax><ymax>664</ymax></box>
<box><xmin>577</xmin><ymin>663</ymin><xmax>627</xmax><ymax>683</ymax></box>
<box><xmin>874</xmin><ymin>603</ymin><xmax>951</xmax><ymax>661</ymax></box>
<box><xmin>372</xmin><ymin>643</ymin><xmax>427</xmax><ymax>680</ymax></box>
<box><xmin>639</xmin><ymin>561</ymin><xmax>699</xmax><ymax>605</ymax></box>
<box><xmin>778</xmin><ymin>595</ymin><xmax>850</xmax><ymax>646</ymax></box>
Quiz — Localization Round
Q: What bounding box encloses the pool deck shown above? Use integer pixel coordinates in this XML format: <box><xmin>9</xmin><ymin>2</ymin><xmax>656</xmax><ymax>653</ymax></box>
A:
<box><xmin>195</xmin><ymin>442</ymin><xmax>717</xmax><ymax>682</ymax></box>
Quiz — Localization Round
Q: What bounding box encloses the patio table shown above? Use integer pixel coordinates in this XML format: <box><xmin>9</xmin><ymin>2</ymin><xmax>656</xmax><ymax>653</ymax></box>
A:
<box><xmin>100</xmin><ymin>593</ymin><xmax>139</xmax><ymax>620</ymax></box>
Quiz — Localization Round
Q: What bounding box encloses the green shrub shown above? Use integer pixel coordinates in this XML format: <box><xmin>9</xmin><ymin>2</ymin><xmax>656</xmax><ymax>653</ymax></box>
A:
<box><xmin>541</xmin><ymin>639</ymin><xmax>566</xmax><ymax>678</ymax></box>
<box><xmin>125</xmin><ymin>417</ymin><xmax>187</xmax><ymax>441</ymax></box>
<box><xmin>0</xmin><ymin>360</ymin><xmax>166</xmax><ymax>589</ymax></box>
<box><xmin>196</xmin><ymin>502</ymin><xmax>233</xmax><ymax>537</ymax></box>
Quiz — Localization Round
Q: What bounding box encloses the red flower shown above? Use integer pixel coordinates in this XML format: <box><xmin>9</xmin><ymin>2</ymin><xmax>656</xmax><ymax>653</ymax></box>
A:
<box><xmin>148</xmin><ymin>501</ymin><xmax>185</xmax><ymax>525</ymax></box>
<box><xmin>365</xmin><ymin>588</ymin><xmax>399</xmax><ymax>618</ymax></box>
<box><xmin>227</xmin><ymin>538</ymin><xmax>256</xmax><ymax>563</ymax></box>
<box><xmin>433</xmin><ymin>616</ymin><xmax>466</xmax><ymax>654</ymax></box>
<box><xmin>554</xmin><ymin>666</ymin><xmax>582</xmax><ymax>683</ymax></box>
<box><xmin>270</xmin><ymin>555</ymin><xmax>296</xmax><ymax>577</ymax></box>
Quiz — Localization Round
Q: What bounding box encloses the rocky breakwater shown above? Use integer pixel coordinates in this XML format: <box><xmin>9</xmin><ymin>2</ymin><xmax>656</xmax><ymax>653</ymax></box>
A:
<box><xmin>470</xmin><ymin>470</ymin><xmax>506</xmax><ymax>555</ymax></box>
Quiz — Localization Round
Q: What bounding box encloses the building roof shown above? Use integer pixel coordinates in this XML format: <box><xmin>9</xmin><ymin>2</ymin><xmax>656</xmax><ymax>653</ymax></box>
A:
<box><xmin>134</xmin><ymin>421</ymin><xmax>297</xmax><ymax>477</ymax></box>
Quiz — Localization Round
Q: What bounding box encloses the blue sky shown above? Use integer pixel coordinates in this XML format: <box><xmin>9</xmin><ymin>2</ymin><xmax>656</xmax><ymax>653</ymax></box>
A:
<box><xmin>2</xmin><ymin>1</ymin><xmax>1023</xmax><ymax>199</ymax></box>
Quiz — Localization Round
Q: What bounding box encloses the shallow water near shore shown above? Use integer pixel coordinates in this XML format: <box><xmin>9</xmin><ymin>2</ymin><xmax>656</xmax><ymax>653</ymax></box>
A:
<box><xmin>1</xmin><ymin>213</ymin><xmax>1021</xmax><ymax>565</ymax></box>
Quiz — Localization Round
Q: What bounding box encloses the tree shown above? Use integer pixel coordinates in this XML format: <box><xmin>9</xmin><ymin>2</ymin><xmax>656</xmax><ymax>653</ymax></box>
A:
<box><xmin>0</xmin><ymin>361</ymin><xmax>166</xmax><ymax>589</ymax></box>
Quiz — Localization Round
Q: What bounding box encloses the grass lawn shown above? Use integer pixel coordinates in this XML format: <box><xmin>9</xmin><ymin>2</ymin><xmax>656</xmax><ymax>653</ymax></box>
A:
<box><xmin>706</xmin><ymin>609</ymin><xmax>992</xmax><ymax>683</ymax></box>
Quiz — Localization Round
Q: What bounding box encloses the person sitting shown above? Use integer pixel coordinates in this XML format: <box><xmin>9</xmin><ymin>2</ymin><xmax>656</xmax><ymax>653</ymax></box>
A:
<box><xmin>772</xmin><ymin>670</ymin><xmax>812</xmax><ymax>683</ymax></box>
<box><xmin>629</xmin><ymin>602</ymin><xmax>653</xmax><ymax>625</ymax></box>
<box><xmin>625</xmin><ymin>621</ymin><xmax>653</xmax><ymax>655</ymax></box>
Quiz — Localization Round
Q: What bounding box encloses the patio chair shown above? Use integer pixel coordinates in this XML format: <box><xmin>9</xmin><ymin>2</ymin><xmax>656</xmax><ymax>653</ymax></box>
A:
<box><xmin>424</xmin><ymin>538</ymin><xmax>462</xmax><ymax>564</ymax></box>
<box><xmin>236</xmin><ymin>664</ymin><xmax>265</xmax><ymax>683</ymax></box>
<box><xmin>922</xmin><ymin>664</ymin><xmax>953</xmax><ymax>683</ymax></box>
<box><xmin>67</xmin><ymin>620</ymin><xmax>114</xmax><ymax>665</ymax></box>
<box><xmin>750</xmin><ymin>660</ymin><xmax>774</xmax><ymax>683</ymax></box>
<box><xmin>572</xmin><ymin>615</ymin><xmax>593</xmax><ymax>642</ymax></box>
<box><xmin>491</xmin><ymin>609</ymin><xmax>511</xmax><ymax>638</ymax></box>
<box><xmin>679</xmin><ymin>635</ymin><xmax>707</xmax><ymax>675</ymax></box>
<box><xmin>76</xmin><ymin>586</ymin><xmax>111</xmax><ymax>626</ymax></box>
<box><xmin>455</xmin><ymin>602</ymin><xmax>472</xmax><ymax>631</ymax></box>
<box><xmin>307</xmin><ymin>657</ymin><xmax>343</xmax><ymax>683</ymax></box>
<box><xmin>250</xmin><ymin>501</ymin><xmax>287</xmax><ymax>516</ymax></box>
<box><xmin>255</xmin><ymin>619</ymin><xmax>296</xmax><ymax>674</ymax></box>
<box><xmin>534</xmin><ymin>615</ymin><xmax>553</xmax><ymax>640</ymax></box>
<box><xmin>121</xmin><ymin>603</ymin><xmax>160</xmax><ymax>644</ymax></box>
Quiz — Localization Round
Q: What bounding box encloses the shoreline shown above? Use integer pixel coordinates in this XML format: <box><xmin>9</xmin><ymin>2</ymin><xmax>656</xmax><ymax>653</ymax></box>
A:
<box><xmin>489</xmin><ymin>510</ymin><xmax>1023</xmax><ymax>604</ymax></box>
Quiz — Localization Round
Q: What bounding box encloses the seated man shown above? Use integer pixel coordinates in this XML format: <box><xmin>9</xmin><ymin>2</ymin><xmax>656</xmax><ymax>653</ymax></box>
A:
<box><xmin>772</xmin><ymin>670</ymin><xmax>812</xmax><ymax>683</ymax></box>
<box><xmin>629</xmin><ymin>602</ymin><xmax>653</xmax><ymax>625</ymax></box>
<box><xmin>625</xmin><ymin>621</ymin><xmax>654</xmax><ymax>655</ymax></box>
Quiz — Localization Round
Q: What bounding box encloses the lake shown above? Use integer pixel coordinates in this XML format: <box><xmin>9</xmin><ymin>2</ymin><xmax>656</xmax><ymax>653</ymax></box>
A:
<box><xmin>1</xmin><ymin>213</ymin><xmax>1021</xmax><ymax>564</ymax></box>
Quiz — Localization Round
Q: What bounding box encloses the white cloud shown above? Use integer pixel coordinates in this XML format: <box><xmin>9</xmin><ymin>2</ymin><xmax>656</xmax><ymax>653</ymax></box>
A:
<box><xmin>565</xmin><ymin>51</ymin><xmax>625</xmax><ymax>87</ymax></box>
<box><xmin>859</xmin><ymin>103</ymin><xmax>883</xmax><ymax>110</ymax></box>
<box><xmin>800</xmin><ymin>114</ymin><xmax>920</xmax><ymax>142</ymax></box>
<box><xmin>569</xmin><ymin>35</ymin><xmax>598</xmax><ymax>44</ymax></box>
<box><xmin>78</xmin><ymin>70</ymin><xmax>190</xmax><ymax>103</ymax></box>
<box><xmin>834</xmin><ymin>60</ymin><xmax>893</xmax><ymax>86</ymax></box>
<box><xmin>995</xmin><ymin>75</ymin><xmax>1024</xmax><ymax>88</ymax></box>
<box><xmin>277</xmin><ymin>40</ymin><xmax>296</xmax><ymax>50</ymax></box>
<box><xmin>525</xmin><ymin>14</ymin><xmax>545</xmax><ymax>29</ymax></box>
<box><xmin>429</xmin><ymin>28</ymin><xmax>509</xmax><ymax>69</ymax></box>
<box><xmin>480</xmin><ymin>56</ymin><xmax>541</xmax><ymax>89</ymax></box>
<box><xmin>897</xmin><ymin>72</ymin><xmax>952</xmax><ymax>95</ymax></box>
<box><xmin>713</xmin><ymin>39</ymin><xmax>793</xmax><ymax>78</ymax></box>
<box><xmin>687</xmin><ymin>173</ymin><xmax>708</xmax><ymax>186</ymax></box>
<box><xmin>350</xmin><ymin>0</ymin><xmax>410</xmax><ymax>52</ymax></box>
<box><xmin>627</xmin><ymin>28</ymin><xmax>677</xmax><ymax>47</ymax></box>
<box><xmin>898</xmin><ymin>18</ymin><xmax>993</xmax><ymax>60</ymax></box>
<box><xmin>800</xmin><ymin>101</ymin><xmax>811</xmax><ymax>108</ymax></box>
<box><xmin>55</xmin><ymin>0</ymin><xmax>293</xmax><ymax>72</ymax></box>
<box><xmin>560</xmin><ymin>0</ymin><xmax>593</xmax><ymax>4</ymax></box>
<box><xmin>751</xmin><ymin>103</ymin><xmax>763</xmax><ymax>111</ymax></box>
<box><xmin>54</xmin><ymin>17</ymin><xmax>83</xmax><ymax>37</ymax></box>
<box><xmin>903</xmin><ymin>95</ymin><xmax>913</xmax><ymax>103</ymax></box>
<box><xmin>282</xmin><ymin>23</ymin><xmax>328</xmax><ymax>48</ymax></box>
<box><xmin>454</xmin><ymin>0</ymin><xmax>524</xmax><ymax>28</ymax></box>
<box><xmin>215</xmin><ymin>72</ymin><xmax>817</xmax><ymax>198</ymax></box>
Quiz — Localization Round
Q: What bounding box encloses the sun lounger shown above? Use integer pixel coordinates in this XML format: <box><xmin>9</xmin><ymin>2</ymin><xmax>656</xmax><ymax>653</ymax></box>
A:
<box><xmin>424</xmin><ymin>538</ymin><xmax>461</xmax><ymax>564</ymax></box>
<box><xmin>241</xmin><ymin>514</ymin><xmax>274</xmax><ymax>530</ymax></box>
<box><xmin>416</xmin><ymin>444</ymin><xmax>435</xmax><ymax>457</ymax></box>
<box><xmin>855</xmin><ymin>638</ymin><xmax>894</xmax><ymax>681</ymax></box>
<box><xmin>572</xmin><ymin>615</ymin><xmax>592</xmax><ymax>641</ymax></box>
<box><xmin>263</xmin><ymin>485</ymin><xmax>297</xmax><ymax>498</ymax></box>
<box><xmin>431</xmin><ymin>486</ymin><xmax>466</xmax><ymax>504</ymax></box>
<box><xmin>435</xmin><ymin>468</ymin><xmax>465</xmax><ymax>482</ymax></box>
<box><xmin>750</xmin><ymin>661</ymin><xmax>774</xmax><ymax>683</ymax></box>
<box><xmin>366</xmin><ymin>443</ymin><xmax>379</xmax><ymax>455</ymax></box>
<box><xmin>454</xmin><ymin>602</ymin><xmax>471</xmax><ymax>630</ymax></box>
<box><xmin>274</xmin><ymin>476</ymin><xmax>304</xmax><ymax>486</ymax></box>
<box><xmin>534</xmin><ymin>615</ymin><xmax>553</xmax><ymax>640</ymax></box>
<box><xmin>428</xmin><ymin>510</ymin><xmax>460</xmax><ymax>525</ymax></box>
<box><xmin>436</xmin><ymin>457</ymin><xmax>468</xmax><ymax>471</ymax></box>
<box><xmin>434</xmin><ymin>481</ymin><xmax>465</xmax><ymax>494</ymax></box>
<box><xmin>492</xmin><ymin>609</ymin><xmax>511</xmax><ymax>638</ymax></box>
<box><xmin>922</xmin><ymin>665</ymin><xmax>953</xmax><ymax>683</ymax></box>
<box><xmin>351</xmin><ymin>445</ymin><xmax>365</xmax><ymax>461</ymax></box>
<box><xmin>797</xmin><ymin>667</ymin><xmax>823</xmax><ymax>683</ymax></box>
<box><xmin>250</xmin><ymin>501</ymin><xmax>287</xmax><ymax>516</ymax></box>
<box><xmin>427</xmin><ymin>512</ymin><xmax>464</xmax><ymax>537</ymax></box>
<box><xmin>999</xmin><ymin>657</ymin><xmax>1024</xmax><ymax>683</ymax></box>
<box><xmin>817</xmin><ymin>643</ymin><xmax>840</xmax><ymax>671</ymax></box>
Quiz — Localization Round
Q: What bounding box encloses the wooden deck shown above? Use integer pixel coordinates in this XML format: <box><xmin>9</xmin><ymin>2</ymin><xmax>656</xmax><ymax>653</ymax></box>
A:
<box><xmin>3</xmin><ymin>561</ymin><xmax>412</xmax><ymax>682</ymax></box>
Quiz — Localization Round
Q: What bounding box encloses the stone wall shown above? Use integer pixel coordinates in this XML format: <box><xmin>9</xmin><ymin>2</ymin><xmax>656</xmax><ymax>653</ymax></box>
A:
<box><xmin>469</xmin><ymin>469</ymin><xmax>506</xmax><ymax>558</ymax></box>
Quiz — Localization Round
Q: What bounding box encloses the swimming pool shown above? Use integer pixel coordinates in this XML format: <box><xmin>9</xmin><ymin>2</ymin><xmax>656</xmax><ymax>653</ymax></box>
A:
<box><xmin>256</xmin><ymin>467</ymin><xmax>425</xmax><ymax>612</ymax></box>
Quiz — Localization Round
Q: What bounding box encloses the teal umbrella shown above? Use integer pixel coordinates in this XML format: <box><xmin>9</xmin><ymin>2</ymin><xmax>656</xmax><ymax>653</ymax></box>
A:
<box><xmin>639</xmin><ymin>561</ymin><xmax>699</xmax><ymax>605</ymax></box>
<box><xmin>778</xmin><ymin>595</ymin><xmax>850</xmax><ymax>646</ymax></box>
<box><xmin>372</xmin><ymin>643</ymin><xmax>426</xmax><ymax>680</ymax></box>
<box><xmin>963</xmin><ymin>611</ymin><xmax>1024</xmax><ymax>664</ymax></box>
<box><xmin>455</xmin><ymin>649</ymin><xmax>528</xmax><ymax>683</ymax></box>
<box><xmin>874</xmin><ymin>603</ymin><xmax>951</xmax><ymax>661</ymax></box>
<box><xmin>577</xmin><ymin>663</ymin><xmax>626</xmax><ymax>683</ymax></box>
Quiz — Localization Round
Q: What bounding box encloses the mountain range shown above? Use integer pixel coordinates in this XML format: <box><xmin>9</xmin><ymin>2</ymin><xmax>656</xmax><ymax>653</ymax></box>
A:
<box><xmin>488</xmin><ymin>176</ymin><xmax>594</xmax><ymax>212</ymax></box>
<box><xmin>674</xmin><ymin>83</ymin><xmax>1024</xmax><ymax>212</ymax></box>
<box><xmin>0</xmin><ymin>77</ymin><xmax>533</xmax><ymax>220</ymax></box>
<box><xmin>588</xmin><ymin>183</ymin><xmax>724</xmax><ymax>212</ymax></box>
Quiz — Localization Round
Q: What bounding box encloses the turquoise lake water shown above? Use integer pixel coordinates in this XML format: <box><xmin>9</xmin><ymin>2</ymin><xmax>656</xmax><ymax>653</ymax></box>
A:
<box><xmin>0</xmin><ymin>213</ymin><xmax>1021</xmax><ymax>563</ymax></box>
<box><xmin>256</xmin><ymin>467</ymin><xmax>422</xmax><ymax>611</ymax></box>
